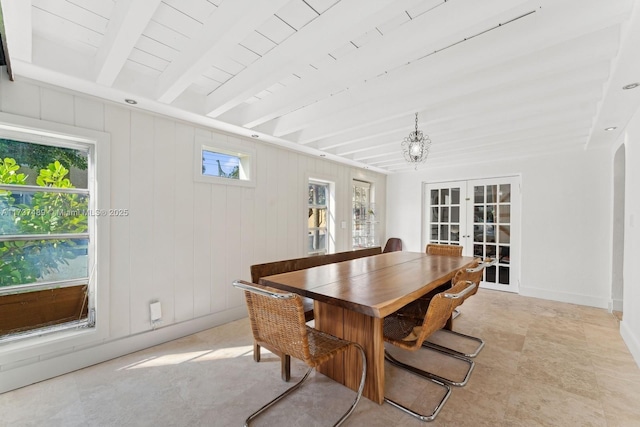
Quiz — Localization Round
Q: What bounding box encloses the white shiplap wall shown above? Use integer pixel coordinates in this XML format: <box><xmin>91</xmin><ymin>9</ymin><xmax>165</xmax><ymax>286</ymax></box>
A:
<box><xmin>0</xmin><ymin>73</ymin><xmax>387</xmax><ymax>392</ymax></box>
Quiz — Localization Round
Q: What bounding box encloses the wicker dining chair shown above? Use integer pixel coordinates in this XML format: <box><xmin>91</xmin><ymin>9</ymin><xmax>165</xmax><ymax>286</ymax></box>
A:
<box><xmin>383</xmin><ymin>280</ymin><xmax>477</xmax><ymax>422</ymax></box>
<box><xmin>425</xmin><ymin>243</ymin><xmax>463</xmax><ymax>256</ymax></box>
<box><xmin>233</xmin><ymin>280</ymin><xmax>366</xmax><ymax>427</ymax></box>
<box><xmin>423</xmin><ymin>258</ymin><xmax>496</xmax><ymax>358</ymax></box>
<box><xmin>424</xmin><ymin>243</ymin><xmax>463</xmax><ymax>319</ymax></box>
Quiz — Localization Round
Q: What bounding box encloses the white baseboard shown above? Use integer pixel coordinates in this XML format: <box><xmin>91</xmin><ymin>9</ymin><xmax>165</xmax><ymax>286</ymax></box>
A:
<box><xmin>620</xmin><ymin>320</ymin><xmax>640</xmax><ymax>369</ymax></box>
<box><xmin>519</xmin><ymin>285</ymin><xmax>609</xmax><ymax>309</ymax></box>
<box><xmin>0</xmin><ymin>306</ymin><xmax>247</xmax><ymax>394</ymax></box>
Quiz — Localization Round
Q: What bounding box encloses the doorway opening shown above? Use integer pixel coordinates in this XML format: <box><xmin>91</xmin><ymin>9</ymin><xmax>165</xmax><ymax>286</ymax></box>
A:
<box><xmin>612</xmin><ymin>144</ymin><xmax>625</xmax><ymax>319</ymax></box>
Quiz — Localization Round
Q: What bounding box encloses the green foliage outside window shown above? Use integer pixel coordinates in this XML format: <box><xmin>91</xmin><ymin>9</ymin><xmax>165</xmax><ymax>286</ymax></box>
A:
<box><xmin>0</xmin><ymin>139</ymin><xmax>88</xmax><ymax>171</ymax></box>
<box><xmin>0</xmin><ymin>158</ymin><xmax>88</xmax><ymax>287</ymax></box>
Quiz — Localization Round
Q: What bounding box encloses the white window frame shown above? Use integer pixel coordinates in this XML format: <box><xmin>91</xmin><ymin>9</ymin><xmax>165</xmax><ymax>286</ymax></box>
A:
<box><xmin>352</xmin><ymin>179</ymin><xmax>378</xmax><ymax>249</ymax></box>
<box><xmin>194</xmin><ymin>136</ymin><xmax>256</xmax><ymax>187</ymax></box>
<box><xmin>306</xmin><ymin>176</ymin><xmax>335</xmax><ymax>255</ymax></box>
<box><xmin>0</xmin><ymin>112</ymin><xmax>110</xmax><ymax>362</ymax></box>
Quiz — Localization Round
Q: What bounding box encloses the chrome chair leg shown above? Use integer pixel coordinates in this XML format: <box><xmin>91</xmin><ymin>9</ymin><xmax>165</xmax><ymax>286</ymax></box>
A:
<box><xmin>385</xmin><ymin>349</ymin><xmax>474</xmax><ymax>387</ymax></box>
<box><xmin>384</xmin><ymin>388</ymin><xmax>451</xmax><ymax>423</ymax></box>
<box><xmin>384</xmin><ymin>351</ymin><xmax>452</xmax><ymax>422</ymax></box>
<box><xmin>245</xmin><ymin>344</ymin><xmax>367</xmax><ymax>427</ymax></box>
<box><xmin>244</xmin><ymin>367</ymin><xmax>314</xmax><ymax>427</ymax></box>
<box><xmin>334</xmin><ymin>344</ymin><xmax>367</xmax><ymax>427</ymax></box>
<box><xmin>423</xmin><ymin>329</ymin><xmax>485</xmax><ymax>358</ymax></box>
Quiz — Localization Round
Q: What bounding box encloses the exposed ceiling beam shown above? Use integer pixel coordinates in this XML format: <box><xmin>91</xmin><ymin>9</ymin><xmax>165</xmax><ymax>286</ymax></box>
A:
<box><xmin>156</xmin><ymin>0</ymin><xmax>290</xmax><ymax>104</ymax></box>
<box><xmin>356</xmin><ymin>119</ymin><xmax>591</xmax><ymax>162</ymax></box>
<box><xmin>234</xmin><ymin>0</ymin><xmax>529</xmax><ymax>129</ymax></box>
<box><xmin>285</xmin><ymin>53</ymin><xmax>612</xmax><ymax>146</ymax></box>
<box><xmin>94</xmin><ymin>0</ymin><xmax>162</xmax><ymax>86</ymax></box>
<box><xmin>339</xmin><ymin>101</ymin><xmax>592</xmax><ymax>157</ymax></box>
<box><xmin>262</xmin><ymin>20</ymin><xmax>620</xmax><ymax>142</ymax></box>
<box><xmin>316</xmin><ymin>90</ymin><xmax>590</xmax><ymax>153</ymax></box>
<box><xmin>204</xmin><ymin>0</ymin><xmax>427</xmax><ymax>118</ymax></box>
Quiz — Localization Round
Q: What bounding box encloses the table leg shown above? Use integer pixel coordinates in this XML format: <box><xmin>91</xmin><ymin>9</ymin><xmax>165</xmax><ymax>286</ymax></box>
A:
<box><xmin>315</xmin><ymin>301</ymin><xmax>385</xmax><ymax>404</ymax></box>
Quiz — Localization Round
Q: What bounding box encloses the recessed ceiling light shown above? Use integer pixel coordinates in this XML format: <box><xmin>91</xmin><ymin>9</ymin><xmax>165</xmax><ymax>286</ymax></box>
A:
<box><xmin>319</xmin><ymin>154</ymin><xmax>326</xmax><ymax>157</ymax></box>
<box><xmin>605</xmin><ymin>127</ymin><xmax>617</xmax><ymax>131</ymax></box>
<box><xmin>251</xmin><ymin>134</ymin><xmax>259</xmax><ymax>138</ymax></box>
<box><xmin>623</xmin><ymin>82</ymin><xmax>639</xmax><ymax>90</ymax></box>
<box><xmin>124</xmin><ymin>99</ymin><xmax>137</xmax><ymax>104</ymax></box>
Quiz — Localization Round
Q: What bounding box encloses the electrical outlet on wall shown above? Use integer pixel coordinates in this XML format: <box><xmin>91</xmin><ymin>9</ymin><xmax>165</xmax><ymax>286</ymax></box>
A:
<box><xmin>150</xmin><ymin>301</ymin><xmax>162</xmax><ymax>322</ymax></box>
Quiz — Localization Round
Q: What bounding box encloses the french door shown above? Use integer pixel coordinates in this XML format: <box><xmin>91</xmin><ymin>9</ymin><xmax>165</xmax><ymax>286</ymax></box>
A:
<box><xmin>423</xmin><ymin>176</ymin><xmax>520</xmax><ymax>292</ymax></box>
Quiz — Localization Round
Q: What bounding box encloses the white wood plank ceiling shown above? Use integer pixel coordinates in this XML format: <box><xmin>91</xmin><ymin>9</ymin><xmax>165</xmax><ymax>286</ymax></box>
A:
<box><xmin>2</xmin><ymin>0</ymin><xmax>639</xmax><ymax>173</ymax></box>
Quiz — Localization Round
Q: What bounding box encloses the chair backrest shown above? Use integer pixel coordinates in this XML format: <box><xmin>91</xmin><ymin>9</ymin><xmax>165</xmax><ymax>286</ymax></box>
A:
<box><xmin>385</xmin><ymin>280</ymin><xmax>476</xmax><ymax>351</ymax></box>
<box><xmin>416</xmin><ymin>280</ymin><xmax>476</xmax><ymax>345</ymax></box>
<box><xmin>233</xmin><ymin>280</ymin><xmax>313</xmax><ymax>364</ymax></box>
<box><xmin>383</xmin><ymin>238</ymin><xmax>402</xmax><ymax>253</ymax></box>
<box><xmin>451</xmin><ymin>258</ymin><xmax>496</xmax><ymax>299</ymax></box>
<box><xmin>425</xmin><ymin>244</ymin><xmax>463</xmax><ymax>256</ymax></box>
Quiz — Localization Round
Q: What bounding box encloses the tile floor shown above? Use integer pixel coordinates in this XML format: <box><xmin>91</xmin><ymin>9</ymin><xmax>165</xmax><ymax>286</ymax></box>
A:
<box><xmin>2</xmin><ymin>289</ymin><xmax>639</xmax><ymax>427</ymax></box>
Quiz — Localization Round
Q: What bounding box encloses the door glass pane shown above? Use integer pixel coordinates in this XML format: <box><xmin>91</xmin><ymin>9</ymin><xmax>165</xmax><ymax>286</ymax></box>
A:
<box><xmin>499</xmin><ymin>205</ymin><xmax>511</xmax><ymax>223</ymax></box>
<box><xmin>486</xmin><ymin>205</ymin><xmax>496</xmax><ymax>223</ymax></box>
<box><xmin>451</xmin><ymin>188</ymin><xmax>460</xmax><ymax>204</ymax></box>
<box><xmin>474</xmin><ymin>225</ymin><xmax>484</xmax><ymax>242</ymax></box>
<box><xmin>440</xmin><ymin>224</ymin><xmax>449</xmax><ymax>241</ymax></box>
<box><xmin>499</xmin><ymin>266</ymin><xmax>510</xmax><ymax>284</ymax></box>
<box><xmin>474</xmin><ymin>206</ymin><xmax>484</xmax><ymax>223</ymax></box>
<box><xmin>431</xmin><ymin>207</ymin><xmax>439</xmax><ymax>222</ymax></box>
<box><xmin>486</xmin><ymin>225</ymin><xmax>496</xmax><ymax>243</ymax></box>
<box><xmin>474</xmin><ymin>186</ymin><xmax>484</xmax><ymax>203</ymax></box>
<box><xmin>499</xmin><ymin>225</ymin><xmax>510</xmax><ymax>243</ymax></box>
<box><xmin>441</xmin><ymin>189</ymin><xmax>449</xmax><ymax>205</ymax></box>
<box><xmin>499</xmin><ymin>184</ymin><xmax>511</xmax><ymax>202</ymax></box>
<box><xmin>451</xmin><ymin>225</ymin><xmax>459</xmax><ymax>242</ymax></box>
<box><xmin>431</xmin><ymin>189</ymin><xmax>439</xmax><ymax>205</ymax></box>
<box><xmin>486</xmin><ymin>245</ymin><xmax>496</xmax><ymax>258</ymax></box>
<box><xmin>441</xmin><ymin>207</ymin><xmax>449</xmax><ymax>222</ymax></box>
<box><xmin>487</xmin><ymin>185</ymin><xmax>497</xmax><ymax>203</ymax></box>
<box><xmin>431</xmin><ymin>225</ymin><xmax>438</xmax><ymax>240</ymax></box>
<box><xmin>474</xmin><ymin>244</ymin><xmax>483</xmax><ymax>257</ymax></box>
<box><xmin>486</xmin><ymin>265</ymin><xmax>496</xmax><ymax>283</ymax></box>
<box><xmin>499</xmin><ymin>246</ymin><xmax>510</xmax><ymax>263</ymax></box>
<box><xmin>451</xmin><ymin>206</ymin><xmax>460</xmax><ymax>223</ymax></box>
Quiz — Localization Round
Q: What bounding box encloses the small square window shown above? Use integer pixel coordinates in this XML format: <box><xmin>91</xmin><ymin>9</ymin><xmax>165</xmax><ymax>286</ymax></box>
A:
<box><xmin>195</xmin><ymin>137</ymin><xmax>255</xmax><ymax>187</ymax></box>
<box><xmin>202</xmin><ymin>150</ymin><xmax>241</xmax><ymax>179</ymax></box>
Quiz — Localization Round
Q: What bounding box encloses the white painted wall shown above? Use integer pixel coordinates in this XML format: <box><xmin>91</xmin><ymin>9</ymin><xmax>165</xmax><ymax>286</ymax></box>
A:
<box><xmin>387</xmin><ymin>147</ymin><xmax>612</xmax><ymax>308</ymax></box>
<box><xmin>621</xmin><ymin>106</ymin><xmax>640</xmax><ymax>366</ymax></box>
<box><xmin>0</xmin><ymin>75</ymin><xmax>386</xmax><ymax>392</ymax></box>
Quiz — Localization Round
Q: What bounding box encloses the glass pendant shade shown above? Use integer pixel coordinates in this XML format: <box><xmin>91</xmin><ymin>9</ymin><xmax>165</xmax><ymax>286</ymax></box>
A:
<box><xmin>401</xmin><ymin>113</ymin><xmax>431</xmax><ymax>169</ymax></box>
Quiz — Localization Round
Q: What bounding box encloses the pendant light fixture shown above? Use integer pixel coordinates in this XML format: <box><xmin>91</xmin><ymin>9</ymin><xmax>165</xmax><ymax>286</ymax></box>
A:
<box><xmin>401</xmin><ymin>112</ymin><xmax>431</xmax><ymax>170</ymax></box>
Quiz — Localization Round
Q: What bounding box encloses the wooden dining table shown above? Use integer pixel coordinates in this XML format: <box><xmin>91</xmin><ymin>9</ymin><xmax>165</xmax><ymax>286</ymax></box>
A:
<box><xmin>259</xmin><ymin>251</ymin><xmax>476</xmax><ymax>404</ymax></box>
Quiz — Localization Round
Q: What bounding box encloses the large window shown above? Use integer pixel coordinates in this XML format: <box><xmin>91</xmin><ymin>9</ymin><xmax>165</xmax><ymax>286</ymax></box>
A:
<box><xmin>308</xmin><ymin>180</ymin><xmax>329</xmax><ymax>255</ymax></box>
<box><xmin>0</xmin><ymin>137</ymin><xmax>95</xmax><ymax>342</ymax></box>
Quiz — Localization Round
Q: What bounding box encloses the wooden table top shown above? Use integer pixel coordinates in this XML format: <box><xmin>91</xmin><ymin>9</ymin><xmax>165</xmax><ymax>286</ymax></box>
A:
<box><xmin>260</xmin><ymin>251</ymin><xmax>476</xmax><ymax>318</ymax></box>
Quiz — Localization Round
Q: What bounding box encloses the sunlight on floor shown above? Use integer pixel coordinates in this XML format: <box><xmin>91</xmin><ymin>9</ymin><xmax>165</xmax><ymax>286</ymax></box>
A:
<box><xmin>118</xmin><ymin>345</ymin><xmax>255</xmax><ymax>370</ymax></box>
